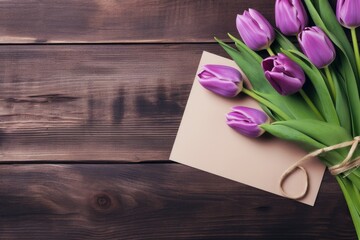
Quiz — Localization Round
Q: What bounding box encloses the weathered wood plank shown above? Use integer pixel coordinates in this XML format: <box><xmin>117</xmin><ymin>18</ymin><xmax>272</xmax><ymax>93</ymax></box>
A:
<box><xmin>0</xmin><ymin>164</ymin><xmax>355</xmax><ymax>239</ymax></box>
<box><xmin>0</xmin><ymin>0</ymin><xmax>275</xmax><ymax>43</ymax></box>
<box><xmin>0</xmin><ymin>44</ymin><xmax>228</xmax><ymax>161</ymax></box>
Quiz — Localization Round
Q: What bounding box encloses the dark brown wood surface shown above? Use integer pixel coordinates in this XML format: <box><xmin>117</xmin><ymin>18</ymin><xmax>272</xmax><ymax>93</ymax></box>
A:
<box><xmin>0</xmin><ymin>44</ymin><xmax>224</xmax><ymax>161</ymax></box>
<box><xmin>0</xmin><ymin>0</ymin><xmax>275</xmax><ymax>43</ymax></box>
<box><xmin>0</xmin><ymin>164</ymin><xmax>355</xmax><ymax>239</ymax></box>
<box><xmin>0</xmin><ymin>0</ymin><xmax>357</xmax><ymax>239</ymax></box>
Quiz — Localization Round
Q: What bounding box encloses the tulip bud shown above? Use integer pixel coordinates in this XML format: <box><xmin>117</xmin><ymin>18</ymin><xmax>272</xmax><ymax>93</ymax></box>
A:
<box><xmin>298</xmin><ymin>27</ymin><xmax>336</xmax><ymax>68</ymax></box>
<box><xmin>336</xmin><ymin>0</ymin><xmax>360</xmax><ymax>29</ymax></box>
<box><xmin>262</xmin><ymin>53</ymin><xmax>305</xmax><ymax>95</ymax></box>
<box><xmin>226</xmin><ymin>106</ymin><xmax>270</xmax><ymax>138</ymax></box>
<box><xmin>236</xmin><ymin>8</ymin><xmax>275</xmax><ymax>51</ymax></box>
<box><xmin>197</xmin><ymin>64</ymin><xmax>243</xmax><ymax>97</ymax></box>
<box><xmin>275</xmin><ymin>0</ymin><xmax>308</xmax><ymax>36</ymax></box>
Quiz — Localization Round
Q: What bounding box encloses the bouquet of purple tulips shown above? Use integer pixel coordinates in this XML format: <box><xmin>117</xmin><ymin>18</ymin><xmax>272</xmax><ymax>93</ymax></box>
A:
<box><xmin>197</xmin><ymin>0</ymin><xmax>360</xmax><ymax>237</ymax></box>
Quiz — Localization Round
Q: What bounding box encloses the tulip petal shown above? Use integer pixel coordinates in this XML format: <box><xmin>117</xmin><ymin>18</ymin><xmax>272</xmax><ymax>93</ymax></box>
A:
<box><xmin>198</xmin><ymin>70</ymin><xmax>214</xmax><ymax>79</ymax></box>
<box><xmin>248</xmin><ymin>9</ymin><xmax>275</xmax><ymax>41</ymax></box>
<box><xmin>261</xmin><ymin>54</ymin><xmax>305</xmax><ymax>95</ymax></box>
<box><xmin>199</xmin><ymin>78</ymin><xmax>240</xmax><ymax>97</ymax></box>
<box><xmin>237</xmin><ymin>14</ymin><xmax>268</xmax><ymax>50</ymax></box>
<box><xmin>298</xmin><ymin>27</ymin><xmax>336</xmax><ymax>68</ymax></box>
<box><xmin>226</xmin><ymin>106</ymin><xmax>269</xmax><ymax>137</ymax></box>
<box><xmin>197</xmin><ymin>65</ymin><xmax>243</xmax><ymax>97</ymax></box>
<box><xmin>293</xmin><ymin>0</ymin><xmax>308</xmax><ymax>27</ymax></box>
<box><xmin>202</xmin><ymin>64</ymin><xmax>241</xmax><ymax>83</ymax></box>
<box><xmin>231</xmin><ymin>106</ymin><xmax>269</xmax><ymax>124</ymax></box>
<box><xmin>265</xmin><ymin>71</ymin><xmax>304</xmax><ymax>95</ymax></box>
<box><xmin>276</xmin><ymin>0</ymin><xmax>300</xmax><ymax>35</ymax></box>
<box><xmin>275</xmin><ymin>0</ymin><xmax>308</xmax><ymax>36</ymax></box>
<box><xmin>262</xmin><ymin>57</ymin><xmax>275</xmax><ymax>72</ymax></box>
<box><xmin>236</xmin><ymin>9</ymin><xmax>275</xmax><ymax>50</ymax></box>
<box><xmin>337</xmin><ymin>0</ymin><xmax>360</xmax><ymax>28</ymax></box>
<box><xmin>227</xmin><ymin>120</ymin><xmax>262</xmax><ymax>137</ymax></box>
<box><xmin>278</xmin><ymin>53</ymin><xmax>305</xmax><ymax>80</ymax></box>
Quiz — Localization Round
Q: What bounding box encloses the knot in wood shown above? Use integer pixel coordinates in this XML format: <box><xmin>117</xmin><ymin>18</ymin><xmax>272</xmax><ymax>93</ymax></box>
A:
<box><xmin>95</xmin><ymin>193</ymin><xmax>112</xmax><ymax>210</ymax></box>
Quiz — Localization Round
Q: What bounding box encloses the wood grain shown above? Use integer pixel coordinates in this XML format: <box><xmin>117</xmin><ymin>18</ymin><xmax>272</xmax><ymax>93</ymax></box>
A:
<box><xmin>0</xmin><ymin>44</ymin><xmax>228</xmax><ymax>161</ymax></box>
<box><xmin>0</xmin><ymin>0</ymin><xmax>276</xmax><ymax>43</ymax></box>
<box><xmin>0</xmin><ymin>1</ymin><xmax>355</xmax><ymax>239</ymax></box>
<box><xmin>0</xmin><ymin>164</ymin><xmax>355</xmax><ymax>240</ymax></box>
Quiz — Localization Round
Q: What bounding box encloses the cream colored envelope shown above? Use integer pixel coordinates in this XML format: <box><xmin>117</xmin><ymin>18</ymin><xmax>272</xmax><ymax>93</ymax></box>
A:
<box><xmin>170</xmin><ymin>51</ymin><xmax>325</xmax><ymax>206</ymax></box>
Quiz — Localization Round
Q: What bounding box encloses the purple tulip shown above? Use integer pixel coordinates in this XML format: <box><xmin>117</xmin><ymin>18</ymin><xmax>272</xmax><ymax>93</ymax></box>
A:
<box><xmin>262</xmin><ymin>53</ymin><xmax>305</xmax><ymax>95</ymax></box>
<box><xmin>298</xmin><ymin>27</ymin><xmax>336</xmax><ymax>68</ymax></box>
<box><xmin>336</xmin><ymin>0</ymin><xmax>360</xmax><ymax>28</ymax></box>
<box><xmin>197</xmin><ymin>64</ymin><xmax>243</xmax><ymax>97</ymax></box>
<box><xmin>275</xmin><ymin>0</ymin><xmax>308</xmax><ymax>36</ymax></box>
<box><xmin>226</xmin><ymin>106</ymin><xmax>269</xmax><ymax>138</ymax></box>
<box><xmin>236</xmin><ymin>9</ymin><xmax>275</xmax><ymax>51</ymax></box>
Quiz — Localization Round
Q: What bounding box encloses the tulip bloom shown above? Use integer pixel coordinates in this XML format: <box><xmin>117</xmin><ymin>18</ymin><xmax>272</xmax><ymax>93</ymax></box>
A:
<box><xmin>337</xmin><ymin>0</ymin><xmax>360</xmax><ymax>81</ymax></box>
<box><xmin>275</xmin><ymin>0</ymin><xmax>308</xmax><ymax>36</ymax></box>
<box><xmin>298</xmin><ymin>27</ymin><xmax>336</xmax><ymax>68</ymax></box>
<box><xmin>262</xmin><ymin>53</ymin><xmax>305</xmax><ymax>95</ymax></box>
<box><xmin>197</xmin><ymin>64</ymin><xmax>243</xmax><ymax>97</ymax></box>
<box><xmin>226</xmin><ymin>106</ymin><xmax>269</xmax><ymax>138</ymax></box>
<box><xmin>236</xmin><ymin>9</ymin><xmax>275</xmax><ymax>51</ymax></box>
<box><xmin>336</xmin><ymin>0</ymin><xmax>360</xmax><ymax>28</ymax></box>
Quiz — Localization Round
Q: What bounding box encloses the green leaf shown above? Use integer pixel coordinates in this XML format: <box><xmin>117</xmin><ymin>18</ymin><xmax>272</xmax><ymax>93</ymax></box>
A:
<box><xmin>273</xmin><ymin>119</ymin><xmax>352</xmax><ymax>147</ymax></box>
<box><xmin>282</xmin><ymin>49</ymin><xmax>339</xmax><ymax>125</ymax></box>
<box><xmin>337</xmin><ymin>177</ymin><xmax>360</xmax><ymax>238</ymax></box>
<box><xmin>256</xmin><ymin>91</ymin><xmax>318</xmax><ymax>120</ymax></box>
<box><xmin>259</xmin><ymin>103</ymin><xmax>276</xmax><ymax>120</ymax></box>
<box><xmin>305</xmin><ymin>0</ymin><xmax>360</xmax><ymax>136</ymax></box>
<box><xmin>332</xmin><ymin>53</ymin><xmax>360</xmax><ymax>136</ymax></box>
<box><xmin>273</xmin><ymin>119</ymin><xmax>351</xmax><ymax>164</ymax></box>
<box><xmin>261</xmin><ymin>123</ymin><xmax>343</xmax><ymax>166</ymax></box>
<box><xmin>227</xmin><ymin>33</ymin><xmax>263</xmax><ymax>63</ymax></box>
<box><xmin>272</xmin><ymin>30</ymin><xmax>297</xmax><ymax>53</ymax></box>
<box><xmin>332</xmin><ymin>68</ymin><xmax>352</xmax><ymax>133</ymax></box>
<box><xmin>265</xmin><ymin>119</ymin><xmax>351</xmax><ymax>166</ymax></box>
<box><xmin>350</xmin><ymin>180</ymin><xmax>360</xmax><ymax>214</ymax></box>
<box><xmin>261</xmin><ymin>123</ymin><xmax>324</xmax><ymax>150</ymax></box>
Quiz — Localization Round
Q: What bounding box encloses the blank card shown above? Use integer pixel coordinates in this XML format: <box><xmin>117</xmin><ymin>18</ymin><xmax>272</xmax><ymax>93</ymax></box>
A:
<box><xmin>170</xmin><ymin>51</ymin><xmax>325</xmax><ymax>206</ymax></box>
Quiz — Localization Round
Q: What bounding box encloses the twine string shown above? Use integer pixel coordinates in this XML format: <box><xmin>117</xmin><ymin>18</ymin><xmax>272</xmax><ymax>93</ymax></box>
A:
<box><xmin>280</xmin><ymin>136</ymin><xmax>360</xmax><ymax>200</ymax></box>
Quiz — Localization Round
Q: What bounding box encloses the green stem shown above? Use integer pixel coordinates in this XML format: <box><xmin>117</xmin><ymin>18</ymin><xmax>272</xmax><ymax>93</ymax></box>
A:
<box><xmin>266</xmin><ymin>47</ymin><xmax>275</xmax><ymax>56</ymax></box>
<box><xmin>242</xmin><ymin>88</ymin><xmax>291</xmax><ymax>121</ymax></box>
<box><xmin>324</xmin><ymin>66</ymin><xmax>336</xmax><ymax>101</ymax></box>
<box><xmin>337</xmin><ymin>177</ymin><xmax>360</xmax><ymax>239</ymax></box>
<box><xmin>299</xmin><ymin>89</ymin><xmax>324</xmax><ymax>121</ymax></box>
<box><xmin>351</xmin><ymin>28</ymin><xmax>360</xmax><ymax>79</ymax></box>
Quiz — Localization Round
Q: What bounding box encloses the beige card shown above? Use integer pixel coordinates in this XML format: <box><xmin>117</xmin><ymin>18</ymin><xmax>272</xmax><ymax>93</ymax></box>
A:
<box><xmin>170</xmin><ymin>51</ymin><xmax>325</xmax><ymax>206</ymax></box>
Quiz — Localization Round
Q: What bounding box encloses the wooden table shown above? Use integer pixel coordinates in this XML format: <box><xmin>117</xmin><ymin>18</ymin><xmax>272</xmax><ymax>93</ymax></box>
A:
<box><xmin>0</xmin><ymin>1</ymin><xmax>356</xmax><ymax>239</ymax></box>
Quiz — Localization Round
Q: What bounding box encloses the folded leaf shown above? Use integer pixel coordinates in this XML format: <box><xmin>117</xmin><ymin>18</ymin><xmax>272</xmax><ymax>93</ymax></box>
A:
<box><xmin>273</xmin><ymin>119</ymin><xmax>352</xmax><ymax>147</ymax></box>
<box><xmin>273</xmin><ymin>119</ymin><xmax>351</xmax><ymax>161</ymax></box>
<box><xmin>261</xmin><ymin>123</ymin><xmax>343</xmax><ymax>166</ymax></box>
